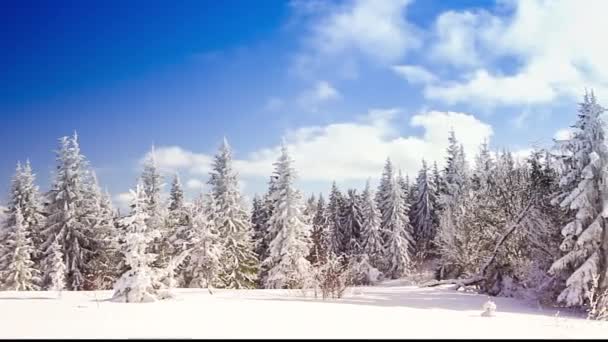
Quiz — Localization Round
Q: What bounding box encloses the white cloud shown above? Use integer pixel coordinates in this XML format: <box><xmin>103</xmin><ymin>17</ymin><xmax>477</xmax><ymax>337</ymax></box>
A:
<box><xmin>423</xmin><ymin>0</ymin><xmax>608</xmax><ymax>106</ymax></box>
<box><xmin>392</xmin><ymin>65</ymin><xmax>437</xmax><ymax>85</ymax></box>
<box><xmin>554</xmin><ymin>128</ymin><xmax>573</xmax><ymax>141</ymax></box>
<box><xmin>292</xmin><ymin>0</ymin><xmax>419</xmax><ymax>78</ymax></box>
<box><xmin>148</xmin><ymin>109</ymin><xmax>493</xmax><ymax>183</ymax></box>
<box><xmin>297</xmin><ymin>80</ymin><xmax>340</xmax><ymax>110</ymax></box>
<box><xmin>142</xmin><ymin>146</ymin><xmax>213</xmax><ymax>175</ymax></box>
<box><xmin>114</xmin><ymin>192</ymin><xmax>133</xmax><ymax>211</ymax></box>
<box><xmin>186</xmin><ymin>179</ymin><xmax>206</xmax><ymax>191</ymax></box>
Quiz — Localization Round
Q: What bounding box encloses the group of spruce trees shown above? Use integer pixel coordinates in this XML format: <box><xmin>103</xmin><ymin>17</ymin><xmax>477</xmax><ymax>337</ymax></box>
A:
<box><xmin>0</xmin><ymin>92</ymin><xmax>607</xmax><ymax>314</ymax></box>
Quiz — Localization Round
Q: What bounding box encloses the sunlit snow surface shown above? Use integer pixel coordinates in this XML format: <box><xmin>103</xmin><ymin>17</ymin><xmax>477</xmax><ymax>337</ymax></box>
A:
<box><xmin>1</xmin><ymin>280</ymin><xmax>606</xmax><ymax>338</ymax></box>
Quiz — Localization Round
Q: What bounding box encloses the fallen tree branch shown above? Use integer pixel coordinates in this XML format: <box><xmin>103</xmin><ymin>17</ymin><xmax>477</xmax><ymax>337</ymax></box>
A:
<box><xmin>421</xmin><ymin>275</ymin><xmax>485</xmax><ymax>288</ymax></box>
<box><xmin>480</xmin><ymin>199</ymin><xmax>534</xmax><ymax>276</ymax></box>
<box><xmin>421</xmin><ymin>198</ymin><xmax>535</xmax><ymax>289</ymax></box>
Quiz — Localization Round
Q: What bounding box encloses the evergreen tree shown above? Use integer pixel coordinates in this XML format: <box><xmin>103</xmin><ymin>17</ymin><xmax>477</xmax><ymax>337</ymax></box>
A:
<box><xmin>168</xmin><ymin>174</ymin><xmax>185</xmax><ymax>212</ymax></box>
<box><xmin>208</xmin><ymin>138</ymin><xmax>258</xmax><ymax>289</ymax></box>
<box><xmin>360</xmin><ymin>180</ymin><xmax>385</xmax><ymax>271</ymax></box>
<box><xmin>263</xmin><ymin>145</ymin><xmax>312</xmax><ymax>289</ymax></box>
<box><xmin>411</xmin><ymin>160</ymin><xmax>437</xmax><ymax>256</ymax></box>
<box><xmin>112</xmin><ymin>185</ymin><xmax>161</xmax><ymax>303</ymax></box>
<box><xmin>41</xmin><ymin>133</ymin><xmax>100</xmax><ymax>290</ymax></box>
<box><xmin>549</xmin><ymin>91</ymin><xmax>608</xmax><ymax>307</ymax></box>
<box><xmin>382</xmin><ymin>175</ymin><xmax>414</xmax><ymax>279</ymax></box>
<box><xmin>0</xmin><ymin>208</ymin><xmax>40</xmax><ymax>291</ymax></box>
<box><xmin>309</xmin><ymin>194</ymin><xmax>331</xmax><ymax>265</ymax></box>
<box><xmin>177</xmin><ymin>194</ymin><xmax>223</xmax><ymax>289</ymax></box>
<box><xmin>327</xmin><ymin>182</ymin><xmax>345</xmax><ymax>256</ymax></box>
<box><xmin>342</xmin><ymin>189</ymin><xmax>363</xmax><ymax>256</ymax></box>
<box><xmin>3</xmin><ymin>161</ymin><xmax>46</xmax><ymax>266</ymax></box>
<box><xmin>44</xmin><ymin>237</ymin><xmax>67</xmax><ymax>292</ymax></box>
<box><xmin>140</xmin><ymin>147</ymin><xmax>169</xmax><ymax>270</ymax></box>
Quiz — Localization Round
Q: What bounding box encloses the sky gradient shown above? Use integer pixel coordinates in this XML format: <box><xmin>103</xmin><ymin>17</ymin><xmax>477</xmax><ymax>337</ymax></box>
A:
<box><xmin>1</xmin><ymin>0</ymin><xmax>603</xmax><ymax>210</ymax></box>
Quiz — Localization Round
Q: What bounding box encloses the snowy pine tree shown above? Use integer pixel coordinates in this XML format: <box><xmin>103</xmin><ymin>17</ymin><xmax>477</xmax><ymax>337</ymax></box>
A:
<box><xmin>342</xmin><ymin>189</ymin><xmax>363</xmax><ymax>257</ymax></box>
<box><xmin>2</xmin><ymin>161</ymin><xmax>46</xmax><ymax>268</ymax></box>
<box><xmin>309</xmin><ymin>194</ymin><xmax>331</xmax><ymax>266</ymax></box>
<box><xmin>140</xmin><ymin>146</ymin><xmax>169</xmax><ymax>270</ymax></box>
<box><xmin>41</xmin><ymin>133</ymin><xmax>100</xmax><ymax>290</ymax></box>
<box><xmin>263</xmin><ymin>145</ymin><xmax>312</xmax><ymax>289</ymax></box>
<box><xmin>327</xmin><ymin>182</ymin><xmax>346</xmax><ymax>256</ymax></box>
<box><xmin>382</xmin><ymin>174</ymin><xmax>414</xmax><ymax>279</ymax></box>
<box><xmin>0</xmin><ymin>208</ymin><xmax>40</xmax><ymax>291</ymax></box>
<box><xmin>44</xmin><ymin>237</ymin><xmax>67</xmax><ymax>292</ymax></box>
<box><xmin>360</xmin><ymin>180</ymin><xmax>385</xmax><ymax>271</ymax></box>
<box><xmin>112</xmin><ymin>185</ymin><xmax>161</xmax><ymax>303</ymax></box>
<box><xmin>178</xmin><ymin>194</ymin><xmax>223</xmax><ymax>289</ymax></box>
<box><xmin>411</xmin><ymin>160</ymin><xmax>437</xmax><ymax>257</ymax></box>
<box><xmin>549</xmin><ymin>91</ymin><xmax>608</xmax><ymax>307</ymax></box>
<box><xmin>208</xmin><ymin>138</ymin><xmax>258</xmax><ymax>289</ymax></box>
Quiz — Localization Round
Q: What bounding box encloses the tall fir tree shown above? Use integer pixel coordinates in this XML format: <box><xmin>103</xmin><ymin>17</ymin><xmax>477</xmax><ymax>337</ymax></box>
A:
<box><xmin>41</xmin><ymin>133</ymin><xmax>100</xmax><ymax>290</ymax></box>
<box><xmin>382</xmin><ymin>174</ymin><xmax>414</xmax><ymax>279</ymax></box>
<box><xmin>309</xmin><ymin>194</ymin><xmax>331</xmax><ymax>265</ymax></box>
<box><xmin>112</xmin><ymin>185</ymin><xmax>160</xmax><ymax>303</ymax></box>
<box><xmin>360</xmin><ymin>180</ymin><xmax>385</xmax><ymax>271</ymax></box>
<box><xmin>0</xmin><ymin>208</ymin><xmax>40</xmax><ymax>290</ymax></box>
<box><xmin>342</xmin><ymin>189</ymin><xmax>363</xmax><ymax>256</ymax></box>
<box><xmin>263</xmin><ymin>145</ymin><xmax>312</xmax><ymax>289</ymax></box>
<box><xmin>411</xmin><ymin>160</ymin><xmax>437</xmax><ymax>256</ymax></box>
<box><xmin>140</xmin><ymin>147</ymin><xmax>169</xmax><ymax>269</ymax></box>
<box><xmin>549</xmin><ymin>91</ymin><xmax>608</xmax><ymax>307</ymax></box>
<box><xmin>208</xmin><ymin>138</ymin><xmax>258</xmax><ymax>289</ymax></box>
<box><xmin>3</xmin><ymin>161</ymin><xmax>46</xmax><ymax>267</ymax></box>
<box><xmin>327</xmin><ymin>182</ymin><xmax>345</xmax><ymax>256</ymax></box>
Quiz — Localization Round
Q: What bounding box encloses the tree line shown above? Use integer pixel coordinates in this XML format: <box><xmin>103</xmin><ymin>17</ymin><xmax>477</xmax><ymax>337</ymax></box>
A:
<box><xmin>0</xmin><ymin>92</ymin><xmax>606</xmax><ymax>316</ymax></box>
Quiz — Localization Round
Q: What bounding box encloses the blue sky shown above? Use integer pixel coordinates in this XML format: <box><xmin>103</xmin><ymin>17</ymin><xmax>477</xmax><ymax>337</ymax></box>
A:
<box><xmin>1</xmin><ymin>0</ymin><xmax>603</xmax><ymax>210</ymax></box>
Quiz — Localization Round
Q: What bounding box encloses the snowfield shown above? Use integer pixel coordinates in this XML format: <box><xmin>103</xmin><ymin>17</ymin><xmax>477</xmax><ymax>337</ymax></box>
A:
<box><xmin>1</xmin><ymin>282</ymin><xmax>606</xmax><ymax>339</ymax></box>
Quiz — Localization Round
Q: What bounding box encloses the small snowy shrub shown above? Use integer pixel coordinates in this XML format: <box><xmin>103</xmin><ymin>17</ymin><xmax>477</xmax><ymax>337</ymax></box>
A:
<box><xmin>481</xmin><ymin>299</ymin><xmax>497</xmax><ymax>317</ymax></box>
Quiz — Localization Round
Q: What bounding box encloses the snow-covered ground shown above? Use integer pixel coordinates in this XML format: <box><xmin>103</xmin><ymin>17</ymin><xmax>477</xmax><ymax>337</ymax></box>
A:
<box><xmin>1</xmin><ymin>282</ymin><xmax>606</xmax><ymax>339</ymax></box>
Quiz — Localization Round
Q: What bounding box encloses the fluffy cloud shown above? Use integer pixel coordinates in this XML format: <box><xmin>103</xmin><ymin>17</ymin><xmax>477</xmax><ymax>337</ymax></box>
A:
<box><xmin>392</xmin><ymin>65</ymin><xmax>437</xmax><ymax>85</ymax></box>
<box><xmin>186</xmin><ymin>179</ymin><xmax>206</xmax><ymax>191</ymax></box>
<box><xmin>149</xmin><ymin>109</ymin><xmax>492</xmax><ymax>183</ymax></box>
<box><xmin>297</xmin><ymin>80</ymin><xmax>340</xmax><ymax>109</ymax></box>
<box><xmin>292</xmin><ymin>0</ymin><xmax>419</xmax><ymax>78</ymax></box>
<box><xmin>114</xmin><ymin>192</ymin><xmax>133</xmax><ymax>212</ymax></box>
<box><xmin>554</xmin><ymin>128</ymin><xmax>574</xmax><ymax>141</ymax></box>
<box><xmin>423</xmin><ymin>0</ymin><xmax>608</xmax><ymax>106</ymax></box>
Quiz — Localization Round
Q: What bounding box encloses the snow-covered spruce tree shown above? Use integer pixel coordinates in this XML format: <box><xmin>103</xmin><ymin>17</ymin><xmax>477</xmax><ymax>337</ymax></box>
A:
<box><xmin>176</xmin><ymin>194</ymin><xmax>223</xmax><ymax>289</ymax></box>
<box><xmin>208</xmin><ymin>138</ymin><xmax>258</xmax><ymax>289</ymax></box>
<box><xmin>167</xmin><ymin>173</ymin><xmax>188</xmax><ymax>230</ymax></box>
<box><xmin>472</xmin><ymin>140</ymin><xmax>494</xmax><ymax>192</ymax></box>
<box><xmin>342</xmin><ymin>189</ymin><xmax>363</xmax><ymax>257</ymax></box>
<box><xmin>549</xmin><ymin>91</ymin><xmax>608</xmax><ymax>308</ymax></box>
<box><xmin>140</xmin><ymin>147</ymin><xmax>170</xmax><ymax>271</ymax></box>
<box><xmin>0</xmin><ymin>208</ymin><xmax>40</xmax><ymax>291</ymax></box>
<box><xmin>360</xmin><ymin>180</ymin><xmax>385</xmax><ymax>273</ymax></box>
<box><xmin>376</xmin><ymin>158</ymin><xmax>394</xmax><ymax>211</ymax></box>
<box><xmin>2</xmin><ymin>161</ymin><xmax>46</xmax><ymax>268</ymax></box>
<box><xmin>435</xmin><ymin>130</ymin><xmax>470</xmax><ymax>279</ymax></box>
<box><xmin>41</xmin><ymin>133</ymin><xmax>100</xmax><ymax>290</ymax></box>
<box><xmin>382</xmin><ymin>174</ymin><xmax>414</xmax><ymax>279</ymax></box>
<box><xmin>256</xmin><ymin>175</ymin><xmax>280</xmax><ymax>286</ymax></box>
<box><xmin>309</xmin><ymin>194</ymin><xmax>331</xmax><ymax>266</ymax></box>
<box><xmin>263</xmin><ymin>145</ymin><xmax>312</xmax><ymax>289</ymax></box>
<box><xmin>304</xmin><ymin>194</ymin><xmax>317</xmax><ymax>225</ymax></box>
<box><xmin>82</xmin><ymin>172</ymin><xmax>120</xmax><ymax>290</ymax></box>
<box><xmin>112</xmin><ymin>185</ymin><xmax>162</xmax><ymax>303</ymax></box>
<box><xmin>251</xmin><ymin>195</ymin><xmax>267</xmax><ymax>263</ymax></box>
<box><xmin>327</xmin><ymin>182</ymin><xmax>346</xmax><ymax>256</ymax></box>
<box><xmin>411</xmin><ymin>160</ymin><xmax>437</xmax><ymax>259</ymax></box>
<box><xmin>44</xmin><ymin>237</ymin><xmax>67</xmax><ymax>292</ymax></box>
